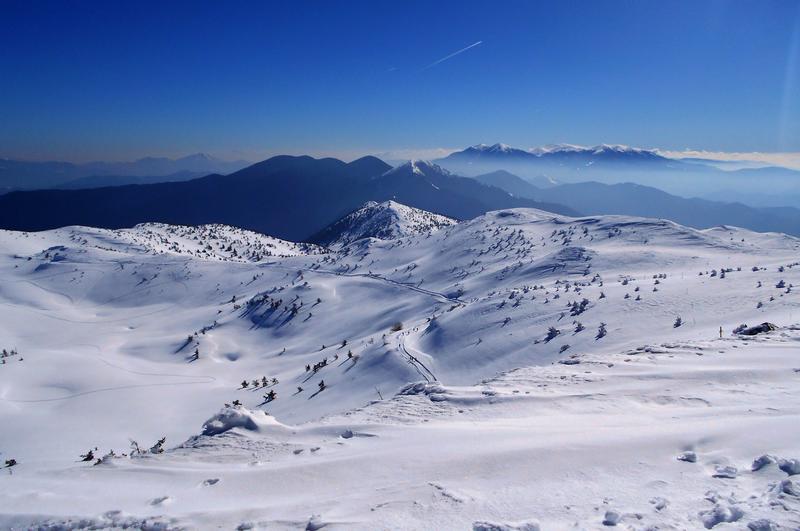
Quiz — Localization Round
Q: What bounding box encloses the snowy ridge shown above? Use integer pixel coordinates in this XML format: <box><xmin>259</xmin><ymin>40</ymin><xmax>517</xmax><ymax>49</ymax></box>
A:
<box><xmin>468</xmin><ymin>143</ymin><xmax>520</xmax><ymax>154</ymax></box>
<box><xmin>528</xmin><ymin>143</ymin><xmax>660</xmax><ymax>156</ymax></box>
<box><xmin>0</xmin><ymin>204</ymin><xmax>799</xmax><ymax>529</ymax></box>
<box><xmin>382</xmin><ymin>159</ymin><xmax>454</xmax><ymax>178</ymax></box>
<box><xmin>313</xmin><ymin>200</ymin><xmax>456</xmax><ymax>247</ymax></box>
<box><xmin>36</xmin><ymin>222</ymin><xmax>327</xmax><ymax>263</ymax></box>
<box><xmin>464</xmin><ymin>142</ymin><xmax>662</xmax><ymax>158</ymax></box>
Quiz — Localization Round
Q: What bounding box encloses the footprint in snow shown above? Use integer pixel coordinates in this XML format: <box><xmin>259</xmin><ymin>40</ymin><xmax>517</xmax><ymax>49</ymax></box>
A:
<box><xmin>649</xmin><ymin>497</ymin><xmax>669</xmax><ymax>511</ymax></box>
<box><xmin>777</xmin><ymin>479</ymin><xmax>799</xmax><ymax>496</ymax></box>
<box><xmin>752</xmin><ymin>454</ymin><xmax>777</xmax><ymax>472</ymax></box>
<box><xmin>149</xmin><ymin>495</ymin><xmax>172</xmax><ymax>506</ymax></box>
<box><xmin>778</xmin><ymin>458</ymin><xmax>800</xmax><ymax>475</ymax></box>
<box><xmin>305</xmin><ymin>515</ymin><xmax>326</xmax><ymax>531</ymax></box>
<box><xmin>677</xmin><ymin>451</ymin><xmax>697</xmax><ymax>463</ymax></box>
<box><xmin>698</xmin><ymin>503</ymin><xmax>744</xmax><ymax>529</ymax></box>
<box><xmin>747</xmin><ymin>519</ymin><xmax>780</xmax><ymax>531</ymax></box>
<box><xmin>602</xmin><ymin>510</ymin><xmax>621</xmax><ymax>526</ymax></box>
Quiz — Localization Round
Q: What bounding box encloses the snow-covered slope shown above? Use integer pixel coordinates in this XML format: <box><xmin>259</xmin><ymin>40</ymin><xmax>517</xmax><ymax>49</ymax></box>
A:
<box><xmin>0</xmin><ymin>208</ymin><xmax>798</xmax><ymax>529</ymax></box>
<box><xmin>383</xmin><ymin>159</ymin><xmax>455</xmax><ymax>177</ymax></box>
<box><xmin>57</xmin><ymin>222</ymin><xmax>325</xmax><ymax>262</ymax></box>
<box><xmin>528</xmin><ymin>143</ymin><xmax>662</xmax><ymax>158</ymax></box>
<box><xmin>311</xmin><ymin>200</ymin><xmax>456</xmax><ymax>247</ymax></box>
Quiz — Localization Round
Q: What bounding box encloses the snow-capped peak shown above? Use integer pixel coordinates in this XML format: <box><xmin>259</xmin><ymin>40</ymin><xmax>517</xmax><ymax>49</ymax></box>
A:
<box><xmin>455</xmin><ymin>143</ymin><xmax>661</xmax><ymax>158</ymax></box>
<box><xmin>383</xmin><ymin>159</ymin><xmax>452</xmax><ymax>178</ymax></box>
<box><xmin>589</xmin><ymin>144</ymin><xmax>658</xmax><ymax>155</ymax></box>
<box><xmin>528</xmin><ymin>143</ymin><xmax>587</xmax><ymax>155</ymax></box>
<box><xmin>528</xmin><ymin>143</ymin><xmax>660</xmax><ymax>156</ymax></box>
<box><xmin>312</xmin><ymin>200</ymin><xmax>456</xmax><ymax>247</ymax></box>
<box><xmin>469</xmin><ymin>143</ymin><xmax>515</xmax><ymax>153</ymax></box>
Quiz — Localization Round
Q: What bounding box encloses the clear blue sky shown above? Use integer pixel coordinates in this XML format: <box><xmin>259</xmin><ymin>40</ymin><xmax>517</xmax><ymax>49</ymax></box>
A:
<box><xmin>1</xmin><ymin>0</ymin><xmax>799</xmax><ymax>162</ymax></box>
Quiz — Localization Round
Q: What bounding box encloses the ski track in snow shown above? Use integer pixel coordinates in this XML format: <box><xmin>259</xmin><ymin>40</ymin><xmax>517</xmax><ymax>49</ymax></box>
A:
<box><xmin>266</xmin><ymin>263</ymin><xmax>465</xmax><ymax>304</ymax></box>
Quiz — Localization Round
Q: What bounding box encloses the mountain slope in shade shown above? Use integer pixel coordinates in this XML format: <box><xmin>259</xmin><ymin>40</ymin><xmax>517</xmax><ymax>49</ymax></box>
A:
<box><xmin>0</xmin><ymin>156</ymin><xmax>393</xmax><ymax>241</ymax></box>
<box><xmin>474</xmin><ymin>169</ymin><xmax>557</xmax><ymax>195</ymax></box>
<box><xmin>54</xmin><ymin>171</ymin><xmax>208</xmax><ymax>190</ymax></box>
<box><xmin>0</xmin><ymin>156</ymin><xmax>576</xmax><ymax>240</ymax></box>
<box><xmin>363</xmin><ymin>160</ymin><xmax>577</xmax><ymax>220</ymax></box>
<box><xmin>310</xmin><ymin>200</ymin><xmax>456</xmax><ymax>247</ymax></box>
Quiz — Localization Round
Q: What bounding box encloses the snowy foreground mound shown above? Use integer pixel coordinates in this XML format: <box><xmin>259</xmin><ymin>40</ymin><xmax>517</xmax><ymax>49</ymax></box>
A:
<box><xmin>0</xmin><ymin>207</ymin><xmax>799</xmax><ymax>529</ymax></box>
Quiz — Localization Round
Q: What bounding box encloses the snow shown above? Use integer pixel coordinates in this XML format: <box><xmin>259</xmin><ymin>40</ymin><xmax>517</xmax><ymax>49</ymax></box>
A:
<box><xmin>200</xmin><ymin>406</ymin><xmax>284</xmax><ymax>436</ymax></box>
<box><xmin>384</xmin><ymin>159</ymin><xmax>453</xmax><ymax>178</ymax></box>
<box><xmin>314</xmin><ymin>200</ymin><xmax>456</xmax><ymax>247</ymax></box>
<box><xmin>0</xmin><ymin>205</ymin><xmax>799</xmax><ymax>529</ymax></box>
<box><xmin>528</xmin><ymin>143</ymin><xmax>660</xmax><ymax>156</ymax></box>
<box><xmin>469</xmin><ymin>143</ymin><xmax>517</xmax><ymax>154</ymax></box>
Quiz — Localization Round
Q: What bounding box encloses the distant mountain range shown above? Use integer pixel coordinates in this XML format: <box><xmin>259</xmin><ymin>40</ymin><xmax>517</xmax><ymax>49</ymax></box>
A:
<box><xmin>474</xmin><ymin>170</ymin><xmax>800</xmax><ymax>237</ymax></box>
<box><xmin>0</xmin><ymin>153</ymin><xmax>250</xmax><ymax>192</ymax></box>
<box><xmin>0</xmin><ymin>156</ymin><xmax>575</xmax><ymax>242</ymax></box>
<box><xmin>2</xmin><ymin>147</ymin><xmax>799</xmax><ymax>239</ymax></box>
<box><xmin>4</xmin><ymin>143</ymin><xmax>799</xmax><ymax>211</ymax></box>
<box><xmin>55</xmin><ymin>171</ymin><xmax>209</xmax><ymax>190</ymax></box>
<box><xmin>436</xmin><ymin>143</ymin><xmax>800</xmax><ymax>204</ymax></box>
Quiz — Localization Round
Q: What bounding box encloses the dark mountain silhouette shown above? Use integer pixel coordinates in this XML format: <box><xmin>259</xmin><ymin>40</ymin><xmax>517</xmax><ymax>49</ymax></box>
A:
<box><xmin>0</xmin><ymin>156</ymin><xmax>575</xmax><ymax>241</ymax></box>
<box><xmin>474</xmin><ymin>170</ymin><xmax>800</xmax><ymax>236</ymax></box>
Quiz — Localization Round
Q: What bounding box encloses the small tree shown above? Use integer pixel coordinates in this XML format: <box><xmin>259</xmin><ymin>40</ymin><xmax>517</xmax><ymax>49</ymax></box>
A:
<box><xmin>150</xmin><ymin>437</ymin><xmax>166</xmax><ymax>454</ymax></box>
<box><xmin>79</xmin><ymin>450</ymin><xmax>95</xmax><ymax>462</ymax></box>
<box><xmin>673</xmin><ymin>316</ymin><xmax>682</xmax><ymax>328</ymax></box>
<box><xmin>596</xmin><ymin>322</ymin><xmax>607</xmax><ymax>339</ymax></box>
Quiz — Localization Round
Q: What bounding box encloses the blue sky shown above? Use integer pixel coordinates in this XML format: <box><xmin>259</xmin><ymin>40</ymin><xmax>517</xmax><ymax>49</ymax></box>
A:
<box><xmin>1</xmin><ymin>1</ymin><xmax>799</xmax><ymax>162</ymax></box>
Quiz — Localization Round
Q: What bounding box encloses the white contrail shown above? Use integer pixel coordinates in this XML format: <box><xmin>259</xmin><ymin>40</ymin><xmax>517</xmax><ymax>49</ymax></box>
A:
<box><xmin>422</xmin><ymin>40</ymin><xmax>483</xmax><ymax>70</ymax></box>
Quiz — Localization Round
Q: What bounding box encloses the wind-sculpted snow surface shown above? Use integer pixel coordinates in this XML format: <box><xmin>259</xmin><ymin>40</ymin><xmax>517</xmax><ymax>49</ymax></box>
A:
<box><xmin>0</xmin><ymin>206</ymin><xmax>799</xmax><ymax>529</ymax></box>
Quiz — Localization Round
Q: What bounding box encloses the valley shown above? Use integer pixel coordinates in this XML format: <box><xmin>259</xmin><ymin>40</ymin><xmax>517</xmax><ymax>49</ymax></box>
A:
<box><xmin>1</xmin><ymin>203</ymin><xmax>798</xmax><ymax>529</ymax></box>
